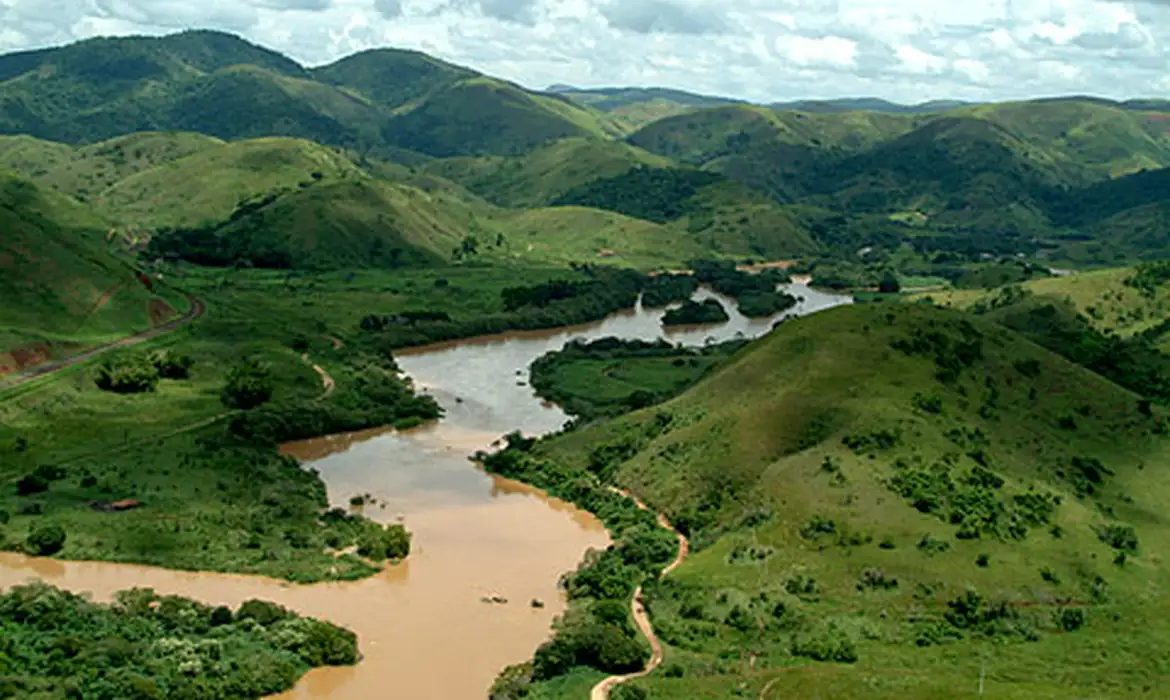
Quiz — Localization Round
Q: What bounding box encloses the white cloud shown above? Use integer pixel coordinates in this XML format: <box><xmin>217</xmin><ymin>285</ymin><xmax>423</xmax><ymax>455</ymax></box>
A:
<box><xmin>778</xmin><ymin>35</ymin><xmax>858</xmax><ymax>68</ymax></box>
<box><xmin>1</xmin><ymin>0</ymin><xmax>1169</xmax><ymax>104</ymax></box>
<box><xmin>894</xmin><ymin>44</ymin><xmax>946</xmax><ymax>73</ymax></box>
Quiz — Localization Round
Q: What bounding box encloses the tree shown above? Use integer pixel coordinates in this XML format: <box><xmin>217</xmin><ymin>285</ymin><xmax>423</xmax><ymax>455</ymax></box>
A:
<box><xmin>879</xmin><ymin>272</ymin><xmax>902</xmax><ymax>294</ymax></box>
<box><xmin>222</xmin><ymin>361</ymin><xmax>273</xmax><ymax>410</ymax></box>
<box><xmin>27</xmin><ymin>524</ymin><xmax>66</xmax><ymax>556</ymax></box>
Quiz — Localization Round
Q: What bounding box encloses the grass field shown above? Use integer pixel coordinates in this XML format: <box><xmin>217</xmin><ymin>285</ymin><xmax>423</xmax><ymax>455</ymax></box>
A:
<box><xmin>506</xmin><ymin>302</ymin><xmax>1170</xmax><ymax>698</ymax></box>
<box><xmin>916</xmin><ymin>267</ymin><xmax>1170</xmax><ymax>337</ymax></box>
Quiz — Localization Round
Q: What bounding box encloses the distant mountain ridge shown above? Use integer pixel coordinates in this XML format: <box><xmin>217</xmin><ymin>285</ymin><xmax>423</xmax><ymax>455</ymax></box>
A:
<box><xmin>9</xmin><ymin>30</ymin><xmax>1170</xmax><ymax>266</ymax></box>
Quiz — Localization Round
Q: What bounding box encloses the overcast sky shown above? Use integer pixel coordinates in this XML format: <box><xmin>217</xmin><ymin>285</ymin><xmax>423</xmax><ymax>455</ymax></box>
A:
<box><xmin>2</xmin><ymin>0</ymin><xmax>1169</xmax><ymax>104</ymax></box>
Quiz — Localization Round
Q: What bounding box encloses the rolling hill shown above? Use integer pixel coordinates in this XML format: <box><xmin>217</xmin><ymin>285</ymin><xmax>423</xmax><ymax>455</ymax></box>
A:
<box><xmin>0</xmin><ymin>131</ymin><xmax>222</xmax><ymax>202</ymax></box>
<box><xmin>145</xmin><ymin>177</ymin><xmax>474</xmax><ymax>269</ymax></box>
<box><xmin>506</xmin><ymin>302</ymin><xmax>1169</xmax><ymax>698</ymax></box>
<box><xmin>97</xmin><ymin>137</ymin><xmax>361</xmax><ymax>230</ymax></box>
<box><xmin>549</xmin><ymin>85</ymin><xmax>743</xmax><ymax>130</ymax></box>
<box><xmin>9</xmin><ymin>30</ymin><xmax>1170</xmax><ymax>267</ymax></box>
<box><xmin>422</xmin><ymin>137</ymin><xmax>672</xmax><ymax>208</ymax></box>
<box><xmin>0</xmin><ymin>30</ymin><xmax>621</xmax><ymax>161</ymax></box>
<box><xmin>0</xmin><ymin>174</ymin><xmax>182</xmax><ymax>363</ymax></box>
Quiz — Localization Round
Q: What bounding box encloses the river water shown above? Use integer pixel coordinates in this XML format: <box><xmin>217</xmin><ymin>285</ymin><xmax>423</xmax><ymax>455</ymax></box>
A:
<box><xmin>0</xmin><ymin>283</ymin><xmax>850</xmax><ymax>699</ymax></box>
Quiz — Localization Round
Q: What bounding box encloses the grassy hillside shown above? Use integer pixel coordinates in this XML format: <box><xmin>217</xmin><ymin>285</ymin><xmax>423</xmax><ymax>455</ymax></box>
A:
<box><xmin>505</xmin><ymin>302</ymin><xmax>1168</xmax><ymax>698</ymax></box>
<box><xmin>381</xmin><ymin>78</ymin><xmax>621</xmax><ymax>157</ymax></box>
<box><xmin>423</xmin><ymin>137</ymin><xmax>672</xmax><ymax>207</ymax></box>
<box><xmin>921</xmin><ymin>267</ymin><xmax>1170</xmax><ymax>338</ymax></box>
<box><xmin>98</xmin><ymin>137</ymin><xmax>360</xmax><ymax>230</ymax></box>
<box><xmin>0</xmin><ymin>132</ymin><xmax>222</xmax><ymax>201</ymax></box>
<box><xmin>0</xmin><ymin>175</ymin><xmax>181</xmax><ymax>358</ymax></box>
<box><xmin>485</xmin><ymin>206</ymin><xmax>699</xmax><ymax>268</ymax></box>
<box><xmin>146</xmin><ymin>178</ymin><xmax>478</xmax><ymax>269</ymax></box>
<box><xmin>549</xmin><ymin>85</ymin><xmax>742</xmax><ymax>131</ymax></box>
<box><xmin>548</xmin><ymin>166</ymin><xmax>818</xmax><ymax>258</ymax></box>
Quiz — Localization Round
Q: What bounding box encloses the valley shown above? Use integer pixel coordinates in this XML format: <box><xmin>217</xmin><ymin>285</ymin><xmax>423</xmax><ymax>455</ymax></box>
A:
<box><xmin>2</xmin><ymin>26</ymin><xmax>1170</xmax><ymax>700</ymax></box>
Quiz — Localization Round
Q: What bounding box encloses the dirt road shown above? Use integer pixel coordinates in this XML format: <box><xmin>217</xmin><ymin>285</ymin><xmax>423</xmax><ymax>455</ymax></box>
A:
<box><xmin>590</xmin><ymin>489</ymin><xmax>689</xmax><ymax>700</ymax></box>
<box><xmin>0</xmin><ymin>295</ymin><xmax>206</xmax><ymax>391</ymax></box>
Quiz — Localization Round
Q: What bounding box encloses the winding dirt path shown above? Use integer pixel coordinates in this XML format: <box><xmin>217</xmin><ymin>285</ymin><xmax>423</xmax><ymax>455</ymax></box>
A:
<box><xmin>590</xmin><ymin>488</ymin><xmax>689</xmax><ymax>700</ymax></box>
<box><xmin>0</xmin><ymin>295</ymin><xmax>206</xmax><ymax>391</ymax></box>
<box><xmin>302</xmin><ymin>353</ymin><xmax>335</xmax><ymax>399</ymax></box>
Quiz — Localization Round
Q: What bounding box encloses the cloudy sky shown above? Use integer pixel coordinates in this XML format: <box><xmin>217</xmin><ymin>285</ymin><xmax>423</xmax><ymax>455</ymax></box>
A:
<box><xmin>1</xmin><ymin>0</ymin><xmax>1169</xmax><ymax>104</ymax></box>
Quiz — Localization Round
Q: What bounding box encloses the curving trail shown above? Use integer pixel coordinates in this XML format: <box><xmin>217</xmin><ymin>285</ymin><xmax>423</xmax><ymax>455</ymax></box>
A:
<box><xmin>0</xmin><ymin>295</ymin><xmax>205</xmax><ymax>391</ymax></box>
<box><xmin>302</xmin><ymin>353</ymin><xmax>336</xmax><ymax>399</ymax></box>
<box><xmin>590</xmin><ymin>488</ymin><xmax>689</xmax><ymax>700</ymax></box>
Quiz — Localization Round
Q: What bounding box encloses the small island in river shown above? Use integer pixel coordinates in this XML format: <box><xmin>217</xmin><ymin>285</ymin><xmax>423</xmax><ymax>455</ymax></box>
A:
<box><xmin>661</xmin><ymin>298</ymin><xmax>730</xmax><ymax>326</ymax></box>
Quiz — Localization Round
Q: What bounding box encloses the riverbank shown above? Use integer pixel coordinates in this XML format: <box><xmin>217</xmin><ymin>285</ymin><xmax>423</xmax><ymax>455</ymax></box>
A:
<box><xmin>1</xmin><ymin>271</ymin><xmax>850</xmax><ymax>698</ymax></box>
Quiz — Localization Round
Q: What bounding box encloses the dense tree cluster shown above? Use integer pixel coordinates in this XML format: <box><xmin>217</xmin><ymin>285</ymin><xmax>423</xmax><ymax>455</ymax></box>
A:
<box><xmin>553</xmin><ymin>166</ymin><xmax>722</xmax><ymax>223</ymax></box>
<box><xmin>359</xmin><ymin>267</ymin><xmax>647</xmax><ymax>349</ymax></box>
<box><xmin>661</xmin><ymin>299</ymin><xmax>729</xmax><ymax>326</ymax></box>
<box><xmin>94</xmin><ymin>350</ymin><xmax>195</xmax><ymax>394</ymax></box>
<box><xmin>0</xmin><ymin>582</ymin><xmax>357</xmax><ymax>699</ymax></box>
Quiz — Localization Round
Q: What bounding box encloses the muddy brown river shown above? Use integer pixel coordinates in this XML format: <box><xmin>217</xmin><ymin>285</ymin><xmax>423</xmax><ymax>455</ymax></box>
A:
<box><xmin>0</xmin><ymin>284</ymin><xmax>849</xmax><ymax>699</ymax></box>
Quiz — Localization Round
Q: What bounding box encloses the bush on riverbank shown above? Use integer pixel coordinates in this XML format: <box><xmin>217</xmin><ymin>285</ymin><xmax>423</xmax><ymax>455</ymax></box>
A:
<box><xmin>481</xmin><ymin>428</ymin><xmax>678</xmax><ymax>694</ymax></box>
<box><xmin>0</xmin><ymin>582</ymin><xmax>357</xmax><ymax>698</ymax></box>
<box><xmin>642</xmin><ymin>274</ymin><xmax>699</xmax><ymax>308</ymax></box>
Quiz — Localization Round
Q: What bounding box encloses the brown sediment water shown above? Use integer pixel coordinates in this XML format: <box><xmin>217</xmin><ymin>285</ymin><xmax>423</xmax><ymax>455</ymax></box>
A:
<box><xmin>0</xmin><ymin>283</ymin><xmax>851</xmax><ymax>699</ymax></box>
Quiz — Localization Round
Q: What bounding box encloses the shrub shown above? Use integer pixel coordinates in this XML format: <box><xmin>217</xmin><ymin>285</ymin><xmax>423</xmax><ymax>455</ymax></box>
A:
<box><xmin>236</xmin><ymin>600</ymin><xmax>293</xmax><ymax>626</ymax></box>
<box><xmin>976</xmin><ymin>553</ymin><xmax>990</xmax><ymax>568</ymax></box>
<box><xmin>148</xmin><ymin>350</ymin><xmax>194</xmax><ymax>379</ymax></box>
<box><xmin>791</xmin><ymin>623</ymin><xmax>858</xmax><ymax>663</ymax></box>
<box><xmin>799</xmin><ymin>515</ymin><xmax>837</xmax><ymax>540</ymax></box>
<box><xmin>913</xmin><ymin>392</ymin><xmax>943</xmax><ymax>414</ymax></box>
<box><xmin>1056</xmin><ymin>608</ymin><xmax>1085</xmax><ymax>632</ymax></box>
<box><xmin>1095</xmin><ymin>524</ymin><xmax>1138</xmax><ymax>553</ymax></box>
<box><xmin>857</xmin><ymin>568</ymin><xmax>898</xmax><ymax>591</ymax></box>
<box><xmin>612</xmin><ymin>686</ymin><xmax>647</xmax><ymax>700</ymax></box>
<box><xmin>222</xmin><ymin>360</ymin><xmax>274</xmax><ymax>410</ymax></box>
<box><xmin>26</xmin><ymin>524</ymin><xmax>66</xmax><ymax>556</ymax></box>
<box><xmin>357</xmin><ymin>524</ymin><xmax>411</xmax><ymax>561</ymax></box>
<box><xmin>94</xmin><ymin>358</ymin><xmax>159</xmax><ymax>394</ymax></box>
<box><xmin>210</xmin><ymin>606</ymin><xmax>234</xmax><ymax>626</ymax></box>
<box><xmin>16</xmin><ymin>473</ymin><xmax>49</xmax><ymax>496</ymax></box>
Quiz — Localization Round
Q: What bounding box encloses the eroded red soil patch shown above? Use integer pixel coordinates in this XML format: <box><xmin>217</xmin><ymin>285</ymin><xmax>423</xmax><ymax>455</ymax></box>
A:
<box><xmin>148</xmin><ymin>298</ymin><xmax>177</xmax><ymax>325</ymax></box>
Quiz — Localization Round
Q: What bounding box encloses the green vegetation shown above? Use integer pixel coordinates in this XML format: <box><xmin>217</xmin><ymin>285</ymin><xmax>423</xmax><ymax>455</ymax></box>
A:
<box><xmin>661</xmin><ymin>299</ymin><xmax>728</xmax><ymax>326</ymax></box>
<box><xmin>529</xmin><ymin>337</ymin><xmax>747</xmax><ymax>421</ymax></box>
<box><xmin>481</xmin><ymin>430</ymin><xmax>678</xmax><ymax>696</ymax></box>
<box><xmin>497</xmin><ymin>303</ymin><xmax>1169</xmax><ymax>698</ymax></box>
<box><xmin>0</xmin><ymin>174</ymin><xmax>186</xmax><ymax>355</ymax></box>
<box><xmin>357</xmin><ymin>265</ymin><xmax>648</xmax><ymax>348</ymax></box>
<box><xmin>0</xmin><ymin>582</ymin><xmax>357</xmax><ymax>698</ymax></box>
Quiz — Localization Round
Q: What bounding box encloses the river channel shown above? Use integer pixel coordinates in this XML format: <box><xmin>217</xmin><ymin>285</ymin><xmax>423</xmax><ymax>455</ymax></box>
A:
<box><xmin>0</xmin><ymin>283</ymin><xmax>850</xmax><ymax>699</ymax></box>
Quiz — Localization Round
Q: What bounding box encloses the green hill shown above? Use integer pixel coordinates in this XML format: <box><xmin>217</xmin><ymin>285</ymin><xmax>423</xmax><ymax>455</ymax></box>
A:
<box><xmin>485</xmin><ymin>206</ymin><xmax>703</xmax><ymax>267</ymax></box>
<box><xmin>144</xmin><ymin>176</ymin><xmax>486</xmax><ymax>269</ymax></box>
<box><xmin>0</xmin><ymin>132</ymin><xmax>222</xmax><ymax>201</ymax></box>
<box><xmin>0</xmin><ymin>175</ymin><xmax>181</xmax><ymax>360</ymax></box>
<box><xmin>549</xmin><ymin>166</ymin><xmax>818</xmax><ymax>258</ymax></box>
<box><xmin>380</xmin><ymin>78</ymin><xmax>621</xmax><ymax>157</ymax></box>
<box><xmin>504</xmin><ymin>302</ymin><xmax>1169</xmax><ymax>698</ymax></box>
<box><xmin>312</xmin><ymin>48</ymin><xmax>476</xmax><ymax>109</ymax></box>
<box><xmin>422</xmin><ymin>137</ymin><xmax>672</xmax><ymax>207</ymax></box>
<box><xmin>549</xmin><ymin>85</ymin><xmax>742</xmax><ymax>131</ymax></box>
<box><xmin>0</xmin><ymin>31</ymin><xmax>613</xmax><ymax>161</ymax></box>
<box><xmin>97</xmin><ymin>137</ymin><xmax>361</xmax><ymax>230</ymax></box>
